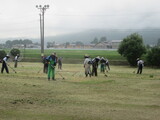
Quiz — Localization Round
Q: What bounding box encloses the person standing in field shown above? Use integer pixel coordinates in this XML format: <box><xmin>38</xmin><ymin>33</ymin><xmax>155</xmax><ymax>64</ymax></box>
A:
<box><xmin>46</xmin><ymin>53</ymin><xmax>57</xmax><ymax>80</ymax></box>
<box><xmin>14</xmin><ymin>54</ymin><xmax>19</xmax><ymax>68</ymax></box>
<box><xmin>105</xmin><ymin>59</ymin><xmax>110</xmax><ymax>72</ymax></box>
<box><xmin>57</xmin><ymin>57</ymin><xmax>63</xmax><ymax>70</ymax></box>
<box><xmin>42</xmin><ymin>55</ymin><xmax>48</xmax><ymax>73</ymax></box>
<box><xmin>137</xmin><ymin>58</ymin><xmax>144</xmax><ymax>74</ymax></box>
<box><xmin>83</xmin><ymin>55</ymin><xmax>92</xmax><ymax>77</ymax></box>
<box><xmin>92</xmin><ymin>56</ymin><xmax>100</xmax><ymax>76</ymax></box>
<box><xmin>100</xmin><ymin>57</ymin><xmax>106</xmax><ymax>73</ymax></box>
<box><xmin>1</xmin><ymin>55</ymin><xmax>10</xmax><ymax>74</ymax></box>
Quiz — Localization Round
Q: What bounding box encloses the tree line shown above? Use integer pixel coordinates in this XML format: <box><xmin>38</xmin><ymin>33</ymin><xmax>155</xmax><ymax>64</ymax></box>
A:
<box><xmin>1</xmin><ymin>34</ymin><xmax>160</xmax><ymax>67</ymax></box>
<box><xmin>0</xmin><ymin>39</ymin><xmax>33</xmax><ymax>48</ymax></box>
<box><xmin>90</xmin><ymin>36</ymin><xmax>107</xmax><ymax>44</ymax></box>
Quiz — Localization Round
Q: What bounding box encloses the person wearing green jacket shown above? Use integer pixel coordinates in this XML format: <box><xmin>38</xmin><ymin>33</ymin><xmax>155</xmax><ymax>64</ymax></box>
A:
<box><xmin>46</xmin><ymin>53</ymin><xmax>57</xmax><ymax>80</ymax></box>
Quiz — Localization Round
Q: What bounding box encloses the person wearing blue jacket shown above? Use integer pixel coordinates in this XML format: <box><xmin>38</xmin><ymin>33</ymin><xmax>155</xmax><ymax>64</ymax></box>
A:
<box><xmin>46</xmin><ymin>53</ymin><xmax>57</xmax><ymax>80</ymax></box>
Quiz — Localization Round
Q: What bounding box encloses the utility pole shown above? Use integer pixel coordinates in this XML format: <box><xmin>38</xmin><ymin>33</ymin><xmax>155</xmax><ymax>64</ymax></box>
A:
<box><xmin>36</xmin><ymin>5</ymin><xmax>49</xmax><ymax>57</ymax></box>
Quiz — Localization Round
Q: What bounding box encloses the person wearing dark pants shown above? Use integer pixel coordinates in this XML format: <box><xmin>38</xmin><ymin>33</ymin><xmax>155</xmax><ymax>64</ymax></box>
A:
<box><xmin>100</xmin><ymin>57</ymin><xmax>106</xmax><ymax>73</ymax></box>
<box><xmin>1</xmin><ymin>55</ymin><xmax>10</xmax><ymax>74</ymax></box>
<box><xmin>42</xmin><ymin>55</ymin><xmax>48</xmax><ymax>73</ymax></box>
<box><xmin>14</xmin><ymin>54</ymin><xmax>19</xmax><ymax>68</ymax></box>
<box><xmin>105</xmin><ymin>59</ymin><xmax>110</xmax><ymax>72</ymax></box>
<box><xmin>58</xmin><ymin>57</ymin><xmax>63</xmax><ymax>70</ymax></box>
<box><xmin>137</xmin><ymin>58</ymin><xmax>144</xmax><ymax>74</ymax></box>
<box><xmin>92</xmin><ymin>56</ymin><xmax>100</xmax><ymax>76</ymax></box>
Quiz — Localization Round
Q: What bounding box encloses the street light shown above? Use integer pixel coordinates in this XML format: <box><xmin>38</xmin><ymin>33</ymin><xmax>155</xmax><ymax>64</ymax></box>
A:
<box><xmin>36</xmin><ymin>5</ymin><xmax>49</xmax><ymax>57</ymax></box>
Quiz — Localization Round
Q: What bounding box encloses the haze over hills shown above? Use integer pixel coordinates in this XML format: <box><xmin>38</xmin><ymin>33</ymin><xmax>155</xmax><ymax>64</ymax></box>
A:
<box><xmin>1</xmin><ymin>29</ymin><xmax>160</xmax><ymax>45</ymax></box>
<box><xmin>42</xmin><ymin>29</ymin><xmax>160</xmax><ymax>45</ymax></box>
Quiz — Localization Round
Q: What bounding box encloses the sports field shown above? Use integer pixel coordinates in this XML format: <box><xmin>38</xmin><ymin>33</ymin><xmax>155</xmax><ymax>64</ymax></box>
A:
<box><xmin>0</xmin><ymin>62</ymin><xmax>160</xmax><ymax>120</ymax></box>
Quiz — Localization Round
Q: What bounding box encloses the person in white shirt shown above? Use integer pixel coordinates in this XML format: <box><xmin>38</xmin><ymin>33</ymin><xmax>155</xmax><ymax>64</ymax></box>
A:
<box><xmin>137</xmin><ymin>58</ymin><xmax>144</xmax><ymax>74</ymax></box>
<box><xmin>84</xmin><ymin>55</ymin><xmax>92</xmax><ymax>77</ymax></box>
<box><xmin>14</xmin><ymin>54</ymin><xmax>19</xmax><ymax>68</ymax></box>
<box><xmin>1</xmin><ymin>55</ymin><xmax>10</xmax><ymax>73</ymax></box>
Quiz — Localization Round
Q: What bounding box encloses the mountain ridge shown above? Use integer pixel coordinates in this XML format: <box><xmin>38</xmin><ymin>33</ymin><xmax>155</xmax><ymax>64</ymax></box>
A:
<box><xmin>1</xmin><ymin>29</ymin><xmax>159</xmax><ymax>45</ymax></box>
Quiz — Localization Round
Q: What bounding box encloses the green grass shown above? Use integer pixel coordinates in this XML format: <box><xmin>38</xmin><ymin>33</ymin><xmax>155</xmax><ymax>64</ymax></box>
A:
<box><xmin>0</xmin><ymin>62</ymin><xmax>160</xmax><ymax>120</ymax></box>
<box><xmin>18</xmin><ymin>49</ymin><xmax>125</xmax><ymax>63</ymax></box>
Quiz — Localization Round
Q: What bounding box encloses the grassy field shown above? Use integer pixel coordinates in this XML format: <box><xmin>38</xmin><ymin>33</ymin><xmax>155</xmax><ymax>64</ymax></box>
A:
<box><xmin>15</xmin><ymin>49</ymin><xmax>126</xmax><ymax>63</ymax></box>
<box><xmin>0</xmin><ymin>62</ymin><xmax>160</xmax><ymax>120</ymax></box>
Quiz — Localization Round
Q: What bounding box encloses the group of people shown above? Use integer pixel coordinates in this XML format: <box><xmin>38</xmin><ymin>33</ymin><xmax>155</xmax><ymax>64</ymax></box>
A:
<box><xmin>83</xmin><ymin>55</ymin><xmax>144</xmax><ymax>77</ymax></box>
<box><xmin>1</xmin><ymin>53</ymin><xmax>144</xmax><ymax>80</ymax></box>
<box><xmin>83</xmin><ymin>55</ymin><xmax>110</xmax><ymax>77</ymax></box>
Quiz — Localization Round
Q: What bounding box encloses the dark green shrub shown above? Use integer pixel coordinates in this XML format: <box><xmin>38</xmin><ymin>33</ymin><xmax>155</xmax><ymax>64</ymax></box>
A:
<box><xmin>10</xmin><ymin>48</ymin><xmax>20</xmax><ymax>57</ymax></box>
<box><xmin>146</xmin><ymin>47</ymin><xmax>160</xmax><ymax>67</ymax></box>
<box><xmin>0</xmin><ymin>50</ymin><xmax>6</xmax><ymax>60</ymax></box>
<box><xmin>118</xmin><ymin>33</ymin><xmax>146</xmax><ymax>66</ymax></box>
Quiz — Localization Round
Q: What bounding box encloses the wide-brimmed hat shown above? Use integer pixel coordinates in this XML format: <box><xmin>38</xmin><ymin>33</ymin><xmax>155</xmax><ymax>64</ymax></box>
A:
<box><xmin>84</xmin><ymin>54</ymin><xmax>90</xmax><ymax>58</ymax></box>
<box><xmin>6</xmin><ymin>55</ymin><xmax>10</xmax><ymax>58</ymax></box>
<box><xmin>101</xmin><ymin>57</ymin><xmax>104</xmax><ymax>60</ymax></box>
<box><xmin>96</xmin><ymin>56</ymin><xmax>100</xmax><ymax>59</ymax></box>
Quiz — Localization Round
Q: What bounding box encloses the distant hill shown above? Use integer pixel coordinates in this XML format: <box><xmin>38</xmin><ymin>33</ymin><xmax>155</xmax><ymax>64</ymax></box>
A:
<box><xmin>1</xmin><ymin>29</ymin><xmax>160</xmax><ymax>45</ymax></box>
<box><xmin>42</xmin><ymin>29</ymin><xmax>160</xmax><ymax>45</ymax></box>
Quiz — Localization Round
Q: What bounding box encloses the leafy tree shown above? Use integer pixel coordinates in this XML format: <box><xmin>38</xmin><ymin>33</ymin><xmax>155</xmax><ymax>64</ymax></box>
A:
<box><xmin>5</xmin><ymin>39</ymin><xmax>33</xmax><ymax>48</ymax></box>
<box><xmin>91</xmin><ymin>37</ymin><xmax>99</xmax><ymax>44</ymax></box>
<box><xmin>157</xmin><ymin>38</ymin><xmax>160</xmax><ymax>46</ymax></box>
<box><xmin>0</xmin><ymin>50</ymin><xmax>6</xmax><ymax>60</ymax></box>
<box><xmin>146</xmin><ymin>44</ymin><xmax>151</xmax><ymax>50</ymax></box>
<box><xmin>118</xmin><ymin>33</ymin><xmax>146</xmax><ymax>66</ymax></box>
<box><xmin>5</xmin><ymin>40</ymin><xmax>12</xmax><ymax>48</ymax></box>
<box><xmin>23</xmin><ymin>39</ymin><xmax>33</xmax><ymax>44</ymax></box>
<box><xmin>146</xmin><ymin>47</ymin><xmax>160</xmax><ymax>67</ymax></box>
<box><xmin>75</xmin><ymin>41</ymin><xmax>84</xmax><ymax>46</ymax></box>
<box><xmin>99</xmin><ymin>36</ymin><xmax>107</xmax><ymax>42</ymax></box>
<box><xmin>10</xmin><ymin>48</ymin><xmax>20</xmax><ymax>57</ymax></box>
<box><xmin>65</xmin><ymin>42</ymin><xmax>70</xmax><ymax>48</ymax></box>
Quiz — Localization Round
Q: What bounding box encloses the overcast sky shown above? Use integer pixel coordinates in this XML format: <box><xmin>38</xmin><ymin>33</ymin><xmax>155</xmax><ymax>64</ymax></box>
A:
<box><xmin>0</xmin><ymin>0</ymin><xmax>160</xmax><ymax>39</ymax></box>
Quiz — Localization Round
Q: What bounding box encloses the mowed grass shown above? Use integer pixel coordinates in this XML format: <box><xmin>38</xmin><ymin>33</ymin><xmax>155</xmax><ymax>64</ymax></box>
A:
<box><xmin>0</xmin><ymin>62</ymin><xmax>160</xmax><ymax>120</ymax></box>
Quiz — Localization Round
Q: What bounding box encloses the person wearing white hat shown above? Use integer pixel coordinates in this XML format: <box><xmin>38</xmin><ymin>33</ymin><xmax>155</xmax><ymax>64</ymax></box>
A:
<box><xmin>92</xmin><ymin>56</ymin><xmax>100</xmax><ymax>76</ymax></box>
<box><xmin>84</xmin><ymin>55</ymin><xmax>92</xmax><ymax>77</ymax></box>
<box><xmin>14</xmin><ymin>54</ymin><xmax>19</xmax><ymax>68</ymax></box>
<box><xmin>137</xmin><ymin>58</ymin><xmax>144</xmax><ymax>74</ymax></box>
<box><xmin>100</xmin><ymin>57</ymin><xmax>106</xmax><ymax>73</ymax></box>
<box><xmin>1</xmin><ymin>55</ymin><xmax>10</xmax><ymax>73</ymax></box>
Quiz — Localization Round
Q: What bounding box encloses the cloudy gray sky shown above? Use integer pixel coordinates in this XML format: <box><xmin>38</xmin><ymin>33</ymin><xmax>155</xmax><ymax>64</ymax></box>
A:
<box><xmin>0</xmin><ymin>0</ymin><xmax>160</xmax><ymax>39</ymax></box>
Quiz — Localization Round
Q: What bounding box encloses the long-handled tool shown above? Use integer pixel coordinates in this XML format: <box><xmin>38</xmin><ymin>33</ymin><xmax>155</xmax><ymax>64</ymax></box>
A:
<box><xmin>72</xmin><ymin>71</ymin><xmax>80</xmax><ymax>76</ymax></box>
<box><xmin>50</xmin><ymin>65</ymin><xmax>65</xmax><ymax>79</ymax></box>
<box><xmin>37</xmin><ymin>68</ymin><xmax>43</xmax><ymax>73</ymax></box>
<box><xmin>57</xmin><ymin>72</ymin><xmax>65</xmax><ymax>80</ymax></box>
<box><xmin>7</xmin><ymin>64</ymin><xmax>17</xmax><ymax>73</ymax></box>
